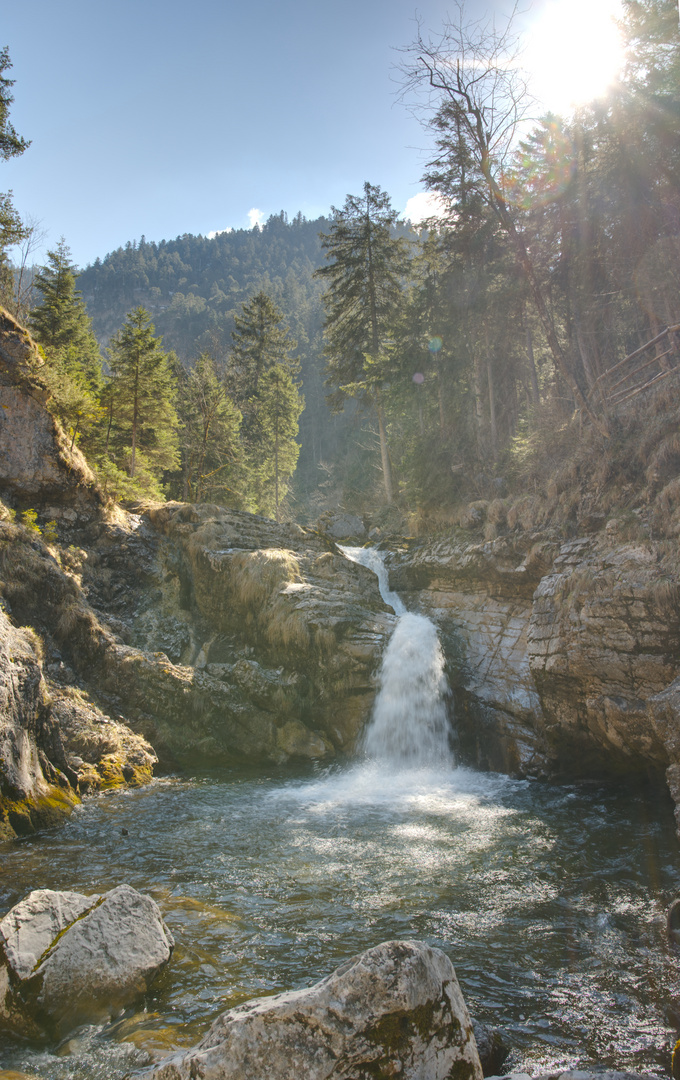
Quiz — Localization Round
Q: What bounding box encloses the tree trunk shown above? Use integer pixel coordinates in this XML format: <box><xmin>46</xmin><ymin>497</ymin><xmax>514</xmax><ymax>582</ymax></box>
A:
<box><xmin>375</xmin><ymin>393</ymin><xmax>394</xmax><ymax>504</ymax></box>
<box><xmin>472</xmin><ymin>354</ymin><xmax>485</xmax><ymax>460</ymax></box>
<box><xmin>130</xmin><ymin>356</ymin><xmax>140</xmax><ymax>478</ymax></box>
<box><xmin>487</xmin><ymin>359</ymin><xmax>497</xmax><ymax>464</ymax></box>
<box><xmin>525</xmin><ymin>315</ymin><xmax>540</xmax><ymax>408</ymax></box>
<box><xmin>274</xmin><ymin>421</ymin><xmax>280</xmax><ymax>522</ymax></box>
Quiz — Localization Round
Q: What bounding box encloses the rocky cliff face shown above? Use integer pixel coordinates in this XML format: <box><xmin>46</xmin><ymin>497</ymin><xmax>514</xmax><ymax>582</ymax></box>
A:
<box><xmin>387</xmin><ymin>529</ymin><xmax>680</xmax><ymax>827</ymax></box>
<box><xmin>0</xmin><ymin>309</ymin><xmax>102</xmax><ymax>518</ymax></box>
<box><xmin>0</xmin><ymin>310</ymin><xmax>397</xmax><ymax>837</ymax></box>
<box><xmin>0</xmin><ymin>495</ymin><xmax>394</xmax><ymax>837</ymax></box>
<box><xmin>4</xmin><ymin>304</ymin><xmax>680</xmax><ymax>840</ymax></box>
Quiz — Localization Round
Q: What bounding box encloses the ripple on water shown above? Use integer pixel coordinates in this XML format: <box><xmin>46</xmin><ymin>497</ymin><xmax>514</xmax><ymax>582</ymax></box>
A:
<box><xmin>0</xmin><ymin>763</ymin><xmax>678</xmax><ymax>1080</ymax></box>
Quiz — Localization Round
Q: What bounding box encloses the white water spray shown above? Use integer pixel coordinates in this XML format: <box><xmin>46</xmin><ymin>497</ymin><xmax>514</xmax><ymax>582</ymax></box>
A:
<box><xmin>340</xmin><ymin>547</ymin><xmax>453</xmax><ymax>768</ymax></box>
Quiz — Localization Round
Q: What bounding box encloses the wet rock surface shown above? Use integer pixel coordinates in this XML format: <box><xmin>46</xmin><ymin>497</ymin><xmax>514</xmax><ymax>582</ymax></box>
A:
<box><xmin>387</xmin><ymin>530</ymin><xmax>680</xmax><ymax>823</ymax></box>
<box><xmin>490</xmin><ymin>1073</ymin><xmax>655</xmax><ymax>1080</ymax></box>
<box><xmin>0</xmin><ymin>315</ymin><xmax>396</xmax><ymax>826</ymax></box>
<box><xmin>141</xmin><ymin>939</ymin><xmax>482</xmax><ymax>1080</ymax></box>
<box><xmin>0</xmin><ymin>884</ymin><xmax>173</xmax><ymax>1037</ymax></box>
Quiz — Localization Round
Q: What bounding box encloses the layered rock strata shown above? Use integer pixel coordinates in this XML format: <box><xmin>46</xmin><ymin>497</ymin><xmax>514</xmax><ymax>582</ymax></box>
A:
<box><xmin>387</xmin><ymin>530</ymin><xmax>680</xmax><ymax>824</ymax></box>
<box><xmin>0</xmin><ymin>310</ymin><xmax>395</xmax><ymax>835</ymax></box>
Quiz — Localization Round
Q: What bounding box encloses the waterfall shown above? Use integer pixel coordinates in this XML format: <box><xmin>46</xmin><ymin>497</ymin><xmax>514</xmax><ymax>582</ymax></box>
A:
<box><xmin>340</xmin><ymin>547</ymin><xmax>453</xmax><ymax>768</ymax></box>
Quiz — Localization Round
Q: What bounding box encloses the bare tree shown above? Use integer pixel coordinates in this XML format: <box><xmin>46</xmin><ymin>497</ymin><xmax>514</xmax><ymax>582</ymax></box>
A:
<box><xmin>400</xmin><ymin>2</ymin><xmax>608</xmax><ymax>434</ymax></box>
<box><xmin>10</xmin><ymin>215</ymin><xmax>46</xmax><ymax>322</ymax></box>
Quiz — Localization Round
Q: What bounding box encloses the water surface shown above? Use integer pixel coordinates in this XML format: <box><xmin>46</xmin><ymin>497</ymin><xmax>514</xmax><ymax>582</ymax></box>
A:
<box><xmin>1</xmin><ymin>762</ymin><xmax>678</xmax><ymax>1079</ymax></box>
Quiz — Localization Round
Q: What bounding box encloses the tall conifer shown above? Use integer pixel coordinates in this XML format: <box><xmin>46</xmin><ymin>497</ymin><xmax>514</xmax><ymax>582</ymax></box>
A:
<box><xmin>106</xmin><ymin>308</ymin><xmax>179</xmax><ymax>495</ymax></box>
<box><xmin>317</xmin><ymin>182</ymin><xmax>409</xmax><ymax>503</ymax></box>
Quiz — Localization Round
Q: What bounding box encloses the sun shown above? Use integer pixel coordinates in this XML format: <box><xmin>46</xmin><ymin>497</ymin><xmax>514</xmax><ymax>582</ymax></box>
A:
<box><xmin>524</xmin><ymin>0</ymin><xmax>626</xmax><ymax>114</ymax></box>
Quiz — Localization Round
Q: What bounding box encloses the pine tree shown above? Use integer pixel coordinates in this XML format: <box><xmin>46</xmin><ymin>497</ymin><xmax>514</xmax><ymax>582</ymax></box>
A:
<box><xmin>316</xmin><ymin>182</ymin><xmax>409</xmax><ymax>503</ymax></box>
<box><xmin>105</xmin><ymin>308</ymin><xmax>179</xmax><ymax>497</ymax></box>
<box><xmin>253</xmin><ymin>363</ymin><xmax>304</xmax><ymax>520</ymax></box>
<box><xmin>228</xmin><ymin>291</ymin><xmax>301</xmax><ymax>511</ymax></box>
<box><xmin>177</xmin><ymin>353</ymin><xmax>243</xmax><ymax>505</ymax></box>
<box><xmin>0</xmin><ymin>47</ymin><xmax>30</xmax><ymax>303</ymax></box>
<box><xmin>31</xmin><ymin>239</ymin><xmax>103</xmax><ymax>393</ymax></box>
<box><xmin>30</xmin><ymin>239</ymin><xmax>104</xmax><ymax>450</ymax></box>
<box><xmin>228</xmin><ymin>290</ymin><xmax>299</xmax><ymax>405</ymax></box>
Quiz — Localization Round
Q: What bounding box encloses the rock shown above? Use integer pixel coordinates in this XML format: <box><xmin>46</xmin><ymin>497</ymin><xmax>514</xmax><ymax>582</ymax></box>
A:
<box><xmin>0</xmin><ymin>884</ymin><xmax>174</xmax><ymax>1037</ymax></box>
<box><xmin>387</xmin><ymin>531</ymin><xmax>680</xmax><ymax>826</ymax></box>
<box><xmin>0</xmin><ymin>610</ymin><xmax>79</xmax><ymax>840</ymax></box>
<box><xmin>0</xmin><ymin>308</ymin><xmax>102</xmax><ymax>511</ymax></box>
<box><xmin>472</xmin><ymin>1019</ymin><xmax>510</xmax><ymax>1076</ymax></box>
<box><xmin>141</xmin><ymin>939</ymin><xmax>482</xmax><ymax>1080</ymax></box>
<box><xmin>667</xmin><ymin>898</ymin><xmax>680</xmax><ymax>944</ymax></box>
<box><xmin>487</xmin><ymin>1073</ymin><xmax>653</xmax><ymax>1080</ymax></box>
<box><xmin>315</xmin><ymin>510</ymin><xmax>367</xmax><ymax>542</ymax></box>
<box><xmin>137</xmin><ymin>503</ymin><xmax>395</xmax><ymax>760</ymax></box>
<box><xmin>44</xmin><ymin>686</ymin><xmax>157</xmax><ymax>793</ymax></box>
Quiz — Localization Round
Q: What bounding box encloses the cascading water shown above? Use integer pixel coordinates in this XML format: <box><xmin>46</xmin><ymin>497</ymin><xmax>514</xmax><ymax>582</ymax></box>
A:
<box><xmin>340</xmin><ymin>546</ymin><xmax>453</xmax><ymax>768</ymax></box>
<box><xmin>1</xmin><ymin>557</ymin><xmax>678</xmax><ymax>1080</ymax></box>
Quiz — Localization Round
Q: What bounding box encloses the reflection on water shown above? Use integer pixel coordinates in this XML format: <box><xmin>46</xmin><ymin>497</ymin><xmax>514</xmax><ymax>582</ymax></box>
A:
<box><xmin>0</xmin><ymin>762</ymin><xmax>679</xmax><ymax>1078</ymax></box>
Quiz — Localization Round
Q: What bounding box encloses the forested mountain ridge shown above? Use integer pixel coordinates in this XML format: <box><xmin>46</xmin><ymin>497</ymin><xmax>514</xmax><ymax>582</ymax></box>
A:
<box><xmin>77</xmin><ymin>213</ymin><xmax>335</xmax><ymax>503</ymax></box>
<box><xmin>75</xmin><ymin>211</ymin><xmax>420</xmax><ymax>514</ymax></box>
<box><xmin>77</xmin><ymin>212</ymin><xmax>329</xmax><ymax>358</ymax></box>
<box><xmin>6</xmin><ymin>1</ymin><xmax>680</xmax><ymax>533</ymax></box>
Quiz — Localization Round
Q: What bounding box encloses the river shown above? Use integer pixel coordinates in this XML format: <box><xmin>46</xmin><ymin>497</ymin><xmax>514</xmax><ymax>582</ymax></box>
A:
<box><xmin>1</xmin><ymin>550</ymin><xmax>679</xmax><ymax>1078</ymax></box>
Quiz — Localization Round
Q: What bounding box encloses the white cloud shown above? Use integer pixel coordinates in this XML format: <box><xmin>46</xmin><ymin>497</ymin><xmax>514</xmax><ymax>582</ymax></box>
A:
<box><xmin>402</xmin><ymin>192</ymin><xmax>447</xmax><ymax>224</ymax></box>
<box><xmin>248</xmin><ymin>207</ymin><xmax>265</xmax><ymax>229</ymax></box>
<box><xmin>206</xmin><ymin>227</ymin><xmax>233</xmax><ymax>239</ymax></box>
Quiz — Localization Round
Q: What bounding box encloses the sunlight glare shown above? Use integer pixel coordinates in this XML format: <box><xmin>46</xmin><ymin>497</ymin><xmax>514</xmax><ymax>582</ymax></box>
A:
<box><xmin>525</xmin><ymin>0</ymin><xmax>625</xmax><ymax>113</ymax></box>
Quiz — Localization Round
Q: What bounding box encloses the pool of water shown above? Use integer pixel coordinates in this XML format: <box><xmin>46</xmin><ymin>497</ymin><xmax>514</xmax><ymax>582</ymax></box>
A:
<box><xmin>1</xmin><ymin>761</ymin><xmax>679</xmax><ymax>1078</ymax></box>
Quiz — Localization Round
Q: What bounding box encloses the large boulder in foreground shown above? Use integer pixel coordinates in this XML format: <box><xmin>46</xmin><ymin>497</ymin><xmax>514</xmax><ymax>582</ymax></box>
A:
<box><xmin>143</xmin><ymin>939</ymin><xmax>482</xmax><ymax>1080</ymax></box>
<box><xmin>0</xmin><ymin>884</ymin><xmax>173</xmax><ymax>1036</ymax></box>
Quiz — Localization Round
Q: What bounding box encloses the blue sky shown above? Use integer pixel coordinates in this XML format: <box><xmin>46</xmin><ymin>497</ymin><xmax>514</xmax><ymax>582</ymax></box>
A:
<box><xmin>2</xmin><ymin>0</ymin><xmax>621</xmax><ymax>268</ymax></box>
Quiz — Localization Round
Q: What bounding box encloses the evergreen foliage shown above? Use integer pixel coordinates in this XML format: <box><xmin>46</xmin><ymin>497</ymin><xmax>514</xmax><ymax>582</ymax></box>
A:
<box><xmin>317</xmin><ymin>182</ymin><xmax>410</xmax><ymax>502</ymax></box>
<box><xmin>12</xmin><ymin>3</ymin><xmax>679</xmax><ymax>525</ymax></box>
<box><xmin>227</xmin><ymin>291</ymin><xmax>303</xmax><ymax>516</ymax></box>
<box><xmin>253</xmin><ymin>363</ymin><xmax>304</xmax><ymax>520</ymax></box>
<box><xmin>175</xmin><ymin>353</ymin><xmax>243</xmax><ymax>505</ymax></box>
<box><xmin>30</xmin><ymin>240</ymin><xmax>104</xmax><ymax>451</ymax></box>
<box><xmin>0</xmin><ymin>47</ymin><xmax>29</xmax><ymax>306</ymax></box>
<box><xmin>104</xmin><ymin>308</ymin><xmax>180</xmax><ymax>499</ymax></box>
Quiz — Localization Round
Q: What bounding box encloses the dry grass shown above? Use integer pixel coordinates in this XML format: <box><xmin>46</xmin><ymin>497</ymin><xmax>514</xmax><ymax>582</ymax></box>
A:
<box><xmin>21</xmin><ymin>625</ymin><xmax>44</xmax><ymax>662</ymax></box>
<box><xmin>487</xmin><ymin>499</ymin><xmax>508</xmax><ymax>527</ymax></box>
<box><xmin>265</xmin><ymin>605</ymin><xmax>311</xmax><ymax>652</ymax></box>
<box><xmin>229</xmin><ymin>549</ymin><xmax>301</xmax><ymax>610</ymax></box>
<box><xmin>647</xmin><ymin>579</ymin><xmax>680</xmax><ymax>620</ymax></box>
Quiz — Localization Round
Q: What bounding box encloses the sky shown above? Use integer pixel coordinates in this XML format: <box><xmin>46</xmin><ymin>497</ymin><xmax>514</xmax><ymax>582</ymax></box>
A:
<box><xmin>2</xmin><ymin>0</ymin><xmax>624</xmax><ymax>269</ymax></box>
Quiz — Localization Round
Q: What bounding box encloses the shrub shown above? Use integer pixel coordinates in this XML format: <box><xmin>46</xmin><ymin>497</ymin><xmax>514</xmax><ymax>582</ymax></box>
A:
<box><xmin>43</xmin><ymin>520</ymin><xmax>58</xmax><ymax>544</ymax></box>
<box><xmin>21</xmin><ymin>509</ymin><xmax>41</xmax><ymax>534</ymax></box>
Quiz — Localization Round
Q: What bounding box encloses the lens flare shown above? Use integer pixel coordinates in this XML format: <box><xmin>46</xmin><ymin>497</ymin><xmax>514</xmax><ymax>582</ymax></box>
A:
<box><xmin>428</xmin><ymin>337</ymin><xmax>443</xmax><ymax>353</ymax></box>
<box><xmin>504</xmin><ymin>120</ymin><xmax>575</xmax><ymax>210</ymax></box>
<box><xmin>413</xmin><ymin>372</ymin><xmax>425</xmax><ymax>384</ymax></box>
<box><xmin>525</xmin><ymin>0</ymin><xmax>625</xmax><ymax>114</ymax></box>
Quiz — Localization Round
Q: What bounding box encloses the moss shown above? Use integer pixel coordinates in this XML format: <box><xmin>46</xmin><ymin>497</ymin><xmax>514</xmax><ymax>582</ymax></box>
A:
<box><xmin>33</xmin><ymin>894</ymin><xmax>105</xmax><ymax>972</ymax></box>
<box><xmin>0</xmin><ymin>786</ymin><xmax>79</xmax><ymax>840</ymax></box>
<box><xmin>354</xmin><ymin>998</ymin><xmax>469</xmax><ymax>1079</ymax></box>
<box><xmin>94</xmin><ymin>753</ymin><xmax>153</xmax><ymax>791</ymax></box>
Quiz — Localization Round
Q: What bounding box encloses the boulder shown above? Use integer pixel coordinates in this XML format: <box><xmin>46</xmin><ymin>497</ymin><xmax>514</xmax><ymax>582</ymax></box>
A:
<box><xmin>472</xmin><ymin>1019</ymin><xmax>510</xmax><ymax>1076</ymax></box>
<box><xmin>142</xmin><ymin>939</ymin><xmax>482</xmax><ymax>1080</ymax></box>
<box><xmin>316</xmin><ymin>510</ymin><xmax>366</xmax><ymax>542</ymax></box>
<box><xmin>488</xmin><ymin>1073</ymin><xmax>653</xmax><ymax>1080</ymax></box>
<box><xmin>0</xmin><ymin>610</ymin><xmax>79</xmax><ymax>840</ymax></box>
<box><xmin>0</xmin><ymin>884</ymin><xmax>174</xmax><ymax>1036</ymax></box>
